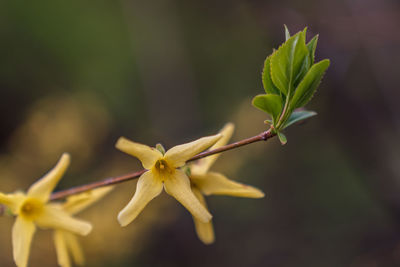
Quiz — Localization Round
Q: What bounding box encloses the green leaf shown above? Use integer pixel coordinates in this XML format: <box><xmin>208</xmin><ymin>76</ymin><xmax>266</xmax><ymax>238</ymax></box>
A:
<box><xmin>290</xmin><ymin>59</ymin><xmax>330</xmax><ymax>109</ymax></box>
<box><xmin>307</xmin><ymin>34</ymin><xmax>318</xmax><ymax>65</ymax></box>
<box><xmin>270</xmin><ymin>30</ymin><xmax>308</xmax><ymax>96</ymax></box>
<box><xmin>277</xmin><ymin>131</ymin><xmax>287</xmax><ymax>145</ymax></box>
<box><xmin>294</xmin><ymin>55</ymin><xmax>311</xmax><ymax>88</ymax></box>
<box><xmin>252</xmin><ymin>94</ymin><xmax>283</xmax><ymax>122</ymax></box>
<box><xmin>284</xmin><ymin>25</ymin><xmax>290</xmax><ymax>41</ymax></box>
<box><xmin>282</xmin><ymin>110</ymin><xmax>317</xmax><ymax>129</ymax></box>
<box><xmin>262</xmin><ymin>56</ymin><xmax>280</xmax><ymax>95</ymax></box>
<box><xmin>293</xmin><ymin>28</ymin><xmax>312</xmax><ymax>87</ymax></box>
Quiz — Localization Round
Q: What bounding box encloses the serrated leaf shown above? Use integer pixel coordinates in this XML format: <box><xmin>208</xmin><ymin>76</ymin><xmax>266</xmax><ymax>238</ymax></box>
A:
<box><xmin>252</xmin><ymin>94</ymin><xmax>283</xmax><ymax>122</ymax></box>
<box><xmin>282</xmin><ymin>110</ymin><xmax>317</xmax><ymax>129</ymax></box>
<box><xmin>307</xmin><ymin>35</ymin><xmax>318</xmax><ymax>65</ymax></box>
<box><xmin>284</xmin><ymin>25</ymin><xmax>290</xmax><ymax>41</ymax></box>
<box><xmin>294</xmin><ymin>28</ymin><xmax>312</xmax><ymax>87</ymax></box>
<box><xmin>262</xmin><ymin>56</ymin><xmax>280</xmax><ymax>95</ymax></box>
<box><xmin>270</xmin><ymin>30</ymin><xmax>308</xmax><ymax>96</ymax></box>
<box><xmin>277</xmin><ymin>131</ymin><xmax>287</xmax><ymax>145</ymax></box>
<box><xmin>294</xmin><ymin>55</ymin><xmax>311</xmax><ymax>88</ymax></box>
<box><xmin>290</xmin><ymin>59</ymin><xmax>330</xmax><ymax>109</ymax></box>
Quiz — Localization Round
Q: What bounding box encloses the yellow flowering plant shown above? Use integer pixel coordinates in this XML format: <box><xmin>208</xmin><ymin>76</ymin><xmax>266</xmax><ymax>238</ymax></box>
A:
<box><xmin>53</xmin><ymin>186</ymin><xmax>113</xmax><ymax>267</ymax></box>
<box><xmin>0</xmin><ymin>26</ymin><xmax>330</xmax><ymax>266</ymax></box>
<box><xmin>189</xmin><ymin>123</ymin><xmax>265</xmax><ymax>244</ymax></box>
<box><xmin>0</xmin><ymin>153</ymin><xmax>92</xmax><ymax>267</ymax></box>
<box><xmin>115</xmin><ymin>134</ymin><xmax>221</xmax><ymax>226</ymax></box>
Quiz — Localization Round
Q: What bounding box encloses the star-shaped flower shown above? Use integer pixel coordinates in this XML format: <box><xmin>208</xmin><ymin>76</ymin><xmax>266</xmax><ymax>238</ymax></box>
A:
<box><xmin>189</xmin><ymin>123</ymin><xmax>265</xmax><ymax>244</ymax></box>
<box><xmin>0</xmin><ymin>153</ymin><xmax>92</xmax><ymax>267</ymax></box>
<box><xmin>53</xmin><ymin>186</ymin><xmax>113</xmax><ymax>267</ymax></box>
<box><xmin>115</xmin><ymin>134</ymin><xmax>222</xmax><ymax>227</ymax></box>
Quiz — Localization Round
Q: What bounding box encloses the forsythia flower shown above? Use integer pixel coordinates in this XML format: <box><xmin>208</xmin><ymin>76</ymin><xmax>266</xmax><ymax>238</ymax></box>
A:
<box><xmin>54</xmin><ymin>186</ymin><xmax>113</xmax><ymax>267</ymax></box>
<box><xmin>189</xmin><ymin>123</ymin><xmax>265</xmax><ymax>244</ymax></box>
<box><xmin>0</xmin><ymin>153</ymin><xmax>92</xmax><ymax>267</ymax></box>
<box><xmin>115</xmin><ymin>134</ymin><xmax>222</xmax><ymax>227</ymax></box>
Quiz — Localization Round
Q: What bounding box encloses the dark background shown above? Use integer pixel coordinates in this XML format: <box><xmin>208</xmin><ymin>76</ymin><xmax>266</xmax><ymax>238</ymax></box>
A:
<box><xmin>0</xmin><ymin>0</ymin><xmax>399</xmax><ymax>266</ymax></box>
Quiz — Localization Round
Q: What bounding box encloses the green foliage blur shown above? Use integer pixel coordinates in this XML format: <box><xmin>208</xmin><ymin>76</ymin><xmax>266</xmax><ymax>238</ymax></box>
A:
<box><xmin>1</xmin><ymin>0</ymin><xmax>400</xmax><ymax>266</ymax></box>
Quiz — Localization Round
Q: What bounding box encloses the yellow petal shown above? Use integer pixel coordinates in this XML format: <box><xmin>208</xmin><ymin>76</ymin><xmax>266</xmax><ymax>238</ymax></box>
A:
<box><xmin>191</xmin><ymin>187</ymin><xmax>215</xmax><ymax>244</ymax></box>
<box><xmin>35</xmin><ymin>204</ymin><xmax>92</xmax><ymax>236</ymax></box>
<box><xmin>115</xmin><ymin>137</ymin><xmax>162</xmax><ymax>169</ymax></box>
<box><xmin>0</xmin><ymin>192</ymin><xmax>25</xmax><ymax>214</ymax></box>
<box><xmin>191</xmin><ymin>172</ymin><xmax>265</xmax><ymax>198</ymax></box>
<box><xmin>191</xmin><ymin>123</ymin><xmax>234</xmax><ymax>175</ymax></box>
<box><xmin>164</xmin><ymin>170</ymin><xmax>212</xmax><ymax>223</ymax></box>
<box><xmin>12</xmin><ymin>216</ymin><xmax>36</xmax><ymax>267</ymax></box>
<box><xmin>27</xmin><ymin>153</ymin><xmax>70</xmax><ymax>202</ymax></box>
<box><xmin>212</xmin><ymin>123</ymin><xmax>235</xmax><ymax>149</ymax></box>
<box><xmin>53</xmin><ymin>230</ymin><xmax>71</xmax><ymax>267</ymax></box>
<box><xmin>63</xmin><ymin>186</ymin><xmax>113</xmax><ymax>215</ymax></box>
<box><xmin>118</xmin><ymin>171</ymin><xmax>163</xmax><ymax>227</ymax></box>
<box><xmin>164</xmin><ymin>134</ymin><xmax>222</xmax><ymax>167</ymax></box>
<box><xmin>64</xmin><ymin>231</ymin><xmax>85</xmax><ymax>266</ymax></box>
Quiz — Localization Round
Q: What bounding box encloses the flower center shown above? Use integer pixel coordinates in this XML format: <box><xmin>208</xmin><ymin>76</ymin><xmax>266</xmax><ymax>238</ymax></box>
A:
<box><xmin>154</xmin><ymin>159</ymin><xmax>174</xmax><ymax>177</ymax></box>
<box><xmin>20</xmin><ymin>198</ymin><xmax>44</xmax><ymax>220</ymax></box>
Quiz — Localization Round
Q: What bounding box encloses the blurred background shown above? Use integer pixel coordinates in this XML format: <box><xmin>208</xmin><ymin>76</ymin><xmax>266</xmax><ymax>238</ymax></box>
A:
<box><xmin>0</xmin><ymin>0</ymin><xmax>399</xmax><ymax>266</ymax></box>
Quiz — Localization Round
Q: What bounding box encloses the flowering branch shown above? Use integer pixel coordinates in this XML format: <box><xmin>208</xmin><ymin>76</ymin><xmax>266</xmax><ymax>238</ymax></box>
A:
<box><xmin>0</xmin><ymin>26</ymin><xmax>330</xmax><ymax>267</ymax></box>
<box><xmin>49</xmin><ymin>129</ymin><xmax>274</xmax><ymax>201</ymax></box>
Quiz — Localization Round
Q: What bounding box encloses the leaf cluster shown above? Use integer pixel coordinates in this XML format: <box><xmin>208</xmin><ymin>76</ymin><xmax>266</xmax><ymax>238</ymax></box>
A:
<box><xmin>252</xmin><ymin>26</ymin><xmax>330</xmax><ymax>144</ymax></box>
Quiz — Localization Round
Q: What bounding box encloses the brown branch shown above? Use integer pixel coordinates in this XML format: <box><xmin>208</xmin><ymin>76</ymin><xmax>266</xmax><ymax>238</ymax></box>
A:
<box><xmin>50</xmin><ymin>169</ymin><xmax>146</xmax><ymax>200</ymax></box>
<box><xmin>187</xmin><ymin>129</ymin><xmax>274</xmax><ymax>162</ymax></box>
<box><xmin>50</xmin><ymin>129</ymin><xmax>275</xmax><ymax>201</ymax></box>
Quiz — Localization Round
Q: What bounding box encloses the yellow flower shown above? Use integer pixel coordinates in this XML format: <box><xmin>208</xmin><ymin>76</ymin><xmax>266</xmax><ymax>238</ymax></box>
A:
<box><xmin>53</xmin><ymin>186</ymin><xmax>113</xmax><ymax>267</ymax></box>
<box><xmin>189</xmin><ymin>123</ymin><xmax>265</xmax><ymax>244</ymax></box>
<box><xmin>0</xmin><ymin>153</ymin><xmax>92</xmax><ymax>267</ymax></box>
<box><xmin>115</xmin><ymin>134</ymin><xmax>222</xmax><ymax>227</ymax></box>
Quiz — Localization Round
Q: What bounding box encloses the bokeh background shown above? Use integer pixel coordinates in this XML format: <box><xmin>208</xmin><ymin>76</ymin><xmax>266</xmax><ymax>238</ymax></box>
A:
<box><xmin>0</xmin><ymin>0</ymin><xmax>399</xmax><ymax>266</ymax></box>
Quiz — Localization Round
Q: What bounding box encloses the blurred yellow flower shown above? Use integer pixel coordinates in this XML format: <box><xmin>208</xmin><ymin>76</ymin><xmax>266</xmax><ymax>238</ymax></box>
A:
<box><xmin>54</xmin><ymin>186</ymin><xmax>113</xmax><ymax>267</ymax></box>
<box><xmin>189</xmin><ymin>123</ymin><xmax>265</xmax><ymax>244</ymax></box>
<box><xmin>0</xmin><ymin>153</ymin><xmax>92</xmax><ymax>267</ymax></box>
<box><xmin>115</xmin><ymin>134</ymin><xmax>222</xmax><ymax>227</ymax></box>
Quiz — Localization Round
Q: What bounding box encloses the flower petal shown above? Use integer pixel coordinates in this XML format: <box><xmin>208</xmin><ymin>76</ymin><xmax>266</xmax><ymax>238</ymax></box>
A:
<box><xmin>36</xmin><ymin>204</ymin><xmax>92</xmax><ymax>236</ymax></box>
<box><xmin>164</xmin><ymin>170</ymin><xmax>212</xmax><ymax>223</ymax></box>
<box><xmin>191</xmin><ymin>123</ymin><xmax>234</xmax><ymax>175</ymax></box>
<box><xmin>63</xmin><ymin>186</ymin><xmax>113</xmax><ymax>215</ymax></box>
<box><xmin>115</xmin><ymin>137</ymin><xmax>162</xmax><ymax>169</ymax></box>
<box><xmin>0</xmin><ymin>192</ymin><xmax>25</xmax><ymax>214</ymax></box>
<box><xmin>118</xmin><ymin>171</ymin><xmax>163</xmax><ymax>227</ymax></box>
<box><xmin>12</xmin><ymin>217</ymin><xmax>36</xmax><ymax>267</ymax></box>
<box><xmin>53</xmin><ymin>230</ymin><xmax>71</xmax><ymax>267</ymax></box>
<box><xmin>191</xmin><ymin>187</ymin><xmax>215</xmax><ymax>244</ymax></box>
<box><xmin>64</xmin><ymin>231</ymin><xmax>85</xmax><ymax>266</ymax></box>
<box><xmin>27</xmin><ymin>153</ymin><xmax>70</xmax><ymax>202</ymax></box>
<box><xmin>164</xmin><ymin>134</ymin><xmax>222</xmax><ymax>167</ymax></box>
<box><xmin>191</xmin><ymin>172</ymin><xmax>265</xmax><ymax>198</ymax></box>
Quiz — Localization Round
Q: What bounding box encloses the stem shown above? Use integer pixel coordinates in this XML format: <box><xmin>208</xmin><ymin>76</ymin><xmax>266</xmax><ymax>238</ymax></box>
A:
<box><xmin>276</xmin><ymin>92</ymin><xmax>291</xmax><ymax>130</ymax></box>
<box><xmin>50</xmin><ymin>129</ymin><xmax>275</xmax><ymax>201</ymax></box>
<box><xmin>188</xmin><ymin>129</ymin><xmax>273</xmax><ymax>162</ymax></box>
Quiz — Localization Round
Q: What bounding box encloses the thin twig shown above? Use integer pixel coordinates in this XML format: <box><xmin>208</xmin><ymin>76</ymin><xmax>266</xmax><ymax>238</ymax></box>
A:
<box><xmin>50</xmin><ymin>129</ymin><xmax>274</xmax><ymax>201</ymax></box>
